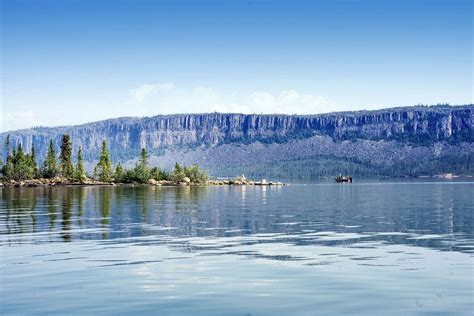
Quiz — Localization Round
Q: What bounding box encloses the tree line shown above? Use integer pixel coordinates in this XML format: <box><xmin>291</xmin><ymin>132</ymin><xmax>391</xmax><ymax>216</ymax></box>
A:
<box><xmin>0</xmin><ymin>134</ymin><xmax>208</xmax><ymax>184</ymax></box>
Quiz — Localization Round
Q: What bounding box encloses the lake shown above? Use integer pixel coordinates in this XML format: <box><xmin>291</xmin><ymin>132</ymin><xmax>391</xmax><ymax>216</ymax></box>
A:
<box><xmin>1</xmin><ymin>181</ymin><xmax>473</xmax><ymax>315</ymax></box>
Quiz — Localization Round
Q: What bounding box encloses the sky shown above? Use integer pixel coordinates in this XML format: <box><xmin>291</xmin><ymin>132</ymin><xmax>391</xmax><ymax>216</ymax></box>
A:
<box><xmin>1</xmin><ymin>0</ymin><xmax>472</xmax><ymax>131</ymax></box>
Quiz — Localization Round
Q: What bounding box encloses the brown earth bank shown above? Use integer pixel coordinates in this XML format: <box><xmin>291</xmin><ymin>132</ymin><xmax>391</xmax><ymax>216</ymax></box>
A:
<box><xmin>0</xmin><ymin>176</ymin><xmax>285</xmax><ymax>188</ymax></box>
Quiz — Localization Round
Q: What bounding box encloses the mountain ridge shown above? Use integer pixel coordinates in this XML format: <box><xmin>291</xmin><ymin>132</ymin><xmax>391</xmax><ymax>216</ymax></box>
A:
<box><xmin>2</xmin><ymin>104</ymin><xmax>473</xmax><ymax>177</ymax></box>
<box><xmin>8</xmin><ymin>104</ymin><xmax>470</xmax><ymax>133</ymax></box>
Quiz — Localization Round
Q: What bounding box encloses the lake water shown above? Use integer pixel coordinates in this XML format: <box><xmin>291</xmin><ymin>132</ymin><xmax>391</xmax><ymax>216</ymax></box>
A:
<box><xmin>1</xmin><ymin>181</ymin><xmax>473</xmax><ymax>315</ymax></box>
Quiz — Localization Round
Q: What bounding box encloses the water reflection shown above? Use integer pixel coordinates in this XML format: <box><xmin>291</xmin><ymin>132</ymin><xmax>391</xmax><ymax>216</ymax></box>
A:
<box><xmin>0</xmin><ymin>183</ymin><xmax>473</xmax><ymax>255</ymax></box>
<box><xmin>1</xmin><ymin>183</ymin><xmax>473</xmax><ymax>315</ymax></box>
<box><xmin>60</xmin><ymin>189</ymin><xmax>73</xmax><ymax>242</ymax></box>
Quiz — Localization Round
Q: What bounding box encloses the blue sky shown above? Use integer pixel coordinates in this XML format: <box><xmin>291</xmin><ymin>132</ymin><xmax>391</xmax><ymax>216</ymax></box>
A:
<box><xmin>1</xmin><ymin>0</ymin><xmax>472</xmax><ymax>131</ymax></box>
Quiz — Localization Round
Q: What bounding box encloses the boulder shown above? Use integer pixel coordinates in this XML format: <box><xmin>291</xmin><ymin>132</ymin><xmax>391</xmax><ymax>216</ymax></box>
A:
<box><xmin>147</xmin><ymin>179</ymin><xmax>158</xmax><ymax>185</ymax></box>
<box><xmin>183</xmin><ymin>177</ymin><xmax>191</xmax><ymax>184</ymax></box>
<box><xmin>158</xmin><ymin>180</ymin><xmax>173</xmax><ymax>186</ymax></box>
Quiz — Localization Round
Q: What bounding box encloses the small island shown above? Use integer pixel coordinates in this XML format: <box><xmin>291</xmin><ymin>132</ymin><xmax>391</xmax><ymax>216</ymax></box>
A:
<box><xmin>0</xmin><ymin>134</ymin><xmax>284</xmax><ymax>188</ymax></box>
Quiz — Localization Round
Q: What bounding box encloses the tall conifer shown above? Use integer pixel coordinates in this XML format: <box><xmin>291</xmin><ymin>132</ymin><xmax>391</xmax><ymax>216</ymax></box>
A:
<box><xmin>95</xmin><ymin>140</ymin><xmax>112</xmax><ymax>182</ymax></box>
<box><xmin>134</xmin><ymin>148</ymin><xmax>150</xmax><ymax>183</ymax></box>
<box><xmin>59</xmin><ymin>134</ymin><xmax>74</xmax><ymax>178</ymax></box>
<box><xmin>30</xmin><ymin>141</ymin><xmax>38</xmax><ymax>177</ymax></box>
<box><xmin>75</xmin><ymin>147</ymin><xmax>86</xmax><ymax>182</ymax></box>
<box><xmin>1</xmin><ymin>135</ymin><xmax>13</xmax><ymax>178</ymax></box>
<box><xmin>42</xmin><ymin>139</ymin><xmax>58</xmax><ymax>178</ymax></box>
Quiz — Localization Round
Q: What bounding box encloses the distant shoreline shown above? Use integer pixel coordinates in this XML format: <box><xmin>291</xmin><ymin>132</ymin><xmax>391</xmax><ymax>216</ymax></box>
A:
<box><xmin>0</xmin><ymin>177</ymin><xmax>285</xmax><ymax>188</ymax></box>
<box><xmin>2</xmin><ymin>174</ymin><xmax>472</xmax><ymax>189</ymax></box>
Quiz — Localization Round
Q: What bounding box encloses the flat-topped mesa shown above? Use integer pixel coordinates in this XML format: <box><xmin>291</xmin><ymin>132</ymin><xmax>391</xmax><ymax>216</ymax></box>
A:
<box><xmin>3</xmin><ymin>105</ymin><xmax>472</xmax><ymax>163</ymax></box>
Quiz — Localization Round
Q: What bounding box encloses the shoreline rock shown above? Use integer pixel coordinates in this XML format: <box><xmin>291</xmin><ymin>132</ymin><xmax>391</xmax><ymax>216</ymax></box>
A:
<box><xmin>1</xmin><ymin>177</ymin><xmax>286</xmax><ymax>188</ymax></box>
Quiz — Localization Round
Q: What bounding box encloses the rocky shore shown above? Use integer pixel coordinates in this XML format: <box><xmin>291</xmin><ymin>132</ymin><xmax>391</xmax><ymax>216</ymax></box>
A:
<box><xmin>0</xmin><ymin>176</ymin><xmax>285</xmax><ymax>188</ymax></box>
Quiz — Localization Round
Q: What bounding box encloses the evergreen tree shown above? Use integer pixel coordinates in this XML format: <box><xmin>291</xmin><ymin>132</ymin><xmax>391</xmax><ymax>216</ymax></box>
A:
<box><xmin>150</xmin><ymin>166</ymin><xmax>169</xmax><ymax>181</ymax></box>
<box><xmin>2</xmin><ymin>135</ymin><xmax>13</xmax><ymax>179</ymax></box>
<box><xmin>75</xmin><ymin>147</ymin><xmax>87</xmax><ymax>182</ymax></box>
<box><xmin>0</xmin><ymin>134</ymin><xmax>212</xmax><ymax>183</ymax></box>
<box><xmin>59</xmin><ymin>134</ymin><xmax>74</xmax><ymax>178</ymax></box>
<box><xmin>114</xmin><ymin>163</ymin><xmax>124</xmax><ymax>182</ymax></box>
<box><xmin>16</xmin><ymin>143</ymin><xmax>24</xmax><ymax>164</ymax></box>
<box><xmin>185</xmin><ymin>164</ymin><xmax>208</xmax><ymax>183</ymax></box>
<box><xmin>14</xmin><ymin>144</ymin><xmax>23</xmax><ymax>179</ymax></box>
<box><xmin>95</xmin><ymin>140</ymin><xmax>112</xmax><ymax>182</ymax></box>
<box><xmin>139</xmin><ymin>148</ymin><xmax>149</xmax><ymax>167</ymax></box>
<box><xmin>171</xmin><ymin>162</ymin><xmax>186</xmax><ymax>183</ymax></box>
<box><xmin>30</xmin><ymin>142</ymin><xmax>38</xmax><ymax>177</ymax></box>
<box><xmin>4</xmin><ymin>134</ymin><xmax>10</xmax><ymax>160</ymax></box>
<box><xmin>11</xmin><ymin>143</ymin><xmax>34</xmax><ymax>180</ymax></box>
<box><xmin>133</xmin><ymin>148</ymin><xmax>150</xmax><ymax>183</ymax></box>
<box><xmin>11</xmin><ymin>148</ymin><xmax>17</xmax><ymax>166</ymax></box>
<box><xmin>123</xmin><ymin>169</ymin><xmax>135</xmax><ymax>183</ymax></box>
<box><xmin>42</xmin><ymin>139</ymin><xmax>58</xmax><ymax>178</ymax></box>
<box><xmin>174</xmin><ymin>162</ymin><xmax>182</xmax><ymax>174</ymax></box>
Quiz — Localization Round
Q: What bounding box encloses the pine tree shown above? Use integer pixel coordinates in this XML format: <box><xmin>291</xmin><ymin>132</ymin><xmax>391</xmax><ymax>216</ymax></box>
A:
<box><xmin>16</xmin><ymin>143</ymin><xmax>24</xmax><ymax>164</ymax></box>
<box><xmin>114</xmin><ymin>163</ymin><xmax>124</xmax><ymax>182</ymax></box>
<box><xmin>15</xmin><ymin>144</ymin><xmax>23</xmax><ymax>179</ymax></box>
<box><xmin>11</xmin><ymin>148</ymin><xmax>17</xmax><ymax>165</ymax></box>
<box><xmin>30</xmin><ymin>142</ymin><xmax>38</xmax><ymax>177</ymax></box>
<box><xmin>59</xmin><ymin>134</ymin><xmax>74</xmax><ymax>179</ymax></box>
<box><xmin>150</xmin><ymin>166</ymin><xmax>169</xmax><ymax>181</ymax></box>
<box><xmin>140</xmin><ymin>148</ymin><xmax>149</xmax><ymax>167</ymax></box>
<box><xmin>134</xmin><ymin>148</ymin><xmax>150</xmax><ymax>183</ymax></box>
<box><xmin>75</xmin><ymin>147</ymin><xmax>87</xmax><ymax>182</ymax></box>
<box><xmin>95</xmin><ymin>140</ymin><xmax>112</xmax><ymax>182</ymax></box>
<box><xmin>185</xmin><ymin>164</ymin><xmax>208</xmax><ymax>183</ymax></box>
<box><xmin>171</xmin><ymin>162</ymin><xmax>186</xmax><ymax>183</ymax></box>
<box><xmin>42</xmin><ymin>139</ymin><xmax>58</xmax><ymax>178</ymax></box>
<box><xmin>12</xmin><ymin>143</ymin><xmax>34</xmax><ymax>180</ymax></box>
<box><xmin>2</xmin><ymin>135</ymin><xmax>13</xmax><ymax>179</ymax></box>
<box><xmin>5</xmin><ymin>147</ymin><xmax>17</xmax><ymax>179</ymax></box>
<box><xmin>5</xmin><ymin>134</ymin><xmax>10</xmax><ymax>160</ymax></box>
<box><xmin>174</xmin><ymin>162</ymin><xmax>182</xmax><ymax>174</ymax></box>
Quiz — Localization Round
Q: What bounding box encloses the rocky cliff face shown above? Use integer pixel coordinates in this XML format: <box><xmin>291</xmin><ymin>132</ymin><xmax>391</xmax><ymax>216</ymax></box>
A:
<box><xmin>2</xmin><ymin>105</ymin><xmax>473</xmax><ymax>176</ymax></box>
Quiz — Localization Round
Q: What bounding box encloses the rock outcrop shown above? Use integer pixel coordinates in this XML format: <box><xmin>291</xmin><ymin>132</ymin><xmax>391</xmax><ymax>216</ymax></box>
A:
<box><xmin>1</xmin><ymin>105</ymin><xmax>473</xmax><ymax>177</ymax></box>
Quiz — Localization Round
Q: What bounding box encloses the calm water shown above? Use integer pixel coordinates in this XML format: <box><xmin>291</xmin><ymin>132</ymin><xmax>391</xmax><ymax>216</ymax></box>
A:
<box><xmin>1</xmin><ymin>181</ymin><xmax>473</xmax><ymax>315</ymax></box>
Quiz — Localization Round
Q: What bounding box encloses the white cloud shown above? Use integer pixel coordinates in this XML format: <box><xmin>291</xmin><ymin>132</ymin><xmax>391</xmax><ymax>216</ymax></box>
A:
<box><xmin>1</xmin><ymin>110</ymin><xmax>42</xmax><ymax>132</ymax></box>
<box><xmin>128</xmin><ymin>82</ymin><xmax>335</xmax><ymax>115</ymax></box>
<box><xmin>130</xmin><ymin>82</ymin><xmax>175</xmax><ymax>102</ymax></box>
<box><xmin>1</xmin><ymin>84</ymin><xmax>336</xmax><ymax>132</ymax></box>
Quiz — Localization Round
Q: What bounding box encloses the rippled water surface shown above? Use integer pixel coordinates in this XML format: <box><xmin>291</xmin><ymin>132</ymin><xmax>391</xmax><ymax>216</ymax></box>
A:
<box><xmin>1</xmin><ymin>181</ymin><xmax>473</xmax><ymax>315</ymax></box>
